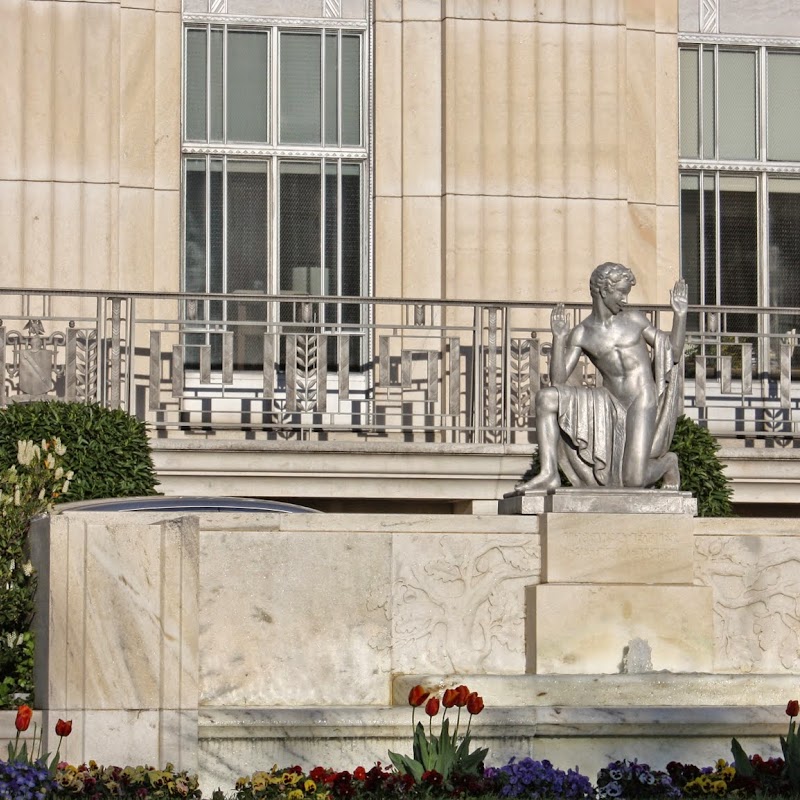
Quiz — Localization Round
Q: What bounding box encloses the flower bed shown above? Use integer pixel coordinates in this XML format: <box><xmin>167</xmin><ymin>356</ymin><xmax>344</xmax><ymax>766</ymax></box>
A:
<box><xmin>3</xmin><ymin>689</ymin><xmax>798</xmax><ymax>799</ymax></box>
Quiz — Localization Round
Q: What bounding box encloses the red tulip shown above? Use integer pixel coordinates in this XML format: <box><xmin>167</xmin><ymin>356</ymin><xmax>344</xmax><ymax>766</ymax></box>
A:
<box><xmin>442</xmin><ymin>688</ymin><xmax>458</xmax><ymax>708</ymax></box>
<box><xmin>425</xmin><ymin>697</ymin><xmax>440</xmax><ymax>717</ymax></box>
<box><xmin>55</xmin><ymin>719</ymin><xmax>73</xmax><ymax>737</ymax></box>
<box><xmin>453</xmin><ymin>685</ymin><xmax>470</xmax><ymax>707</ymax></box>
<box><xmin>787</xmin><ymin>699</ymin><xmax>799</xmax><ymax>718</ymax></box>
<box><xmin>466</xmin><ymin>692</ymin><xmax>484</xmax><ymax>715</ymax></box>
<box><xmin>408</xmin><ymin>685</ymin><xmax>430</xmax><ymax>707</ymax></box>
<box><xmin>15</xmin><ymin>705</ymin><xmax>32</xmax><ymax>732</ymax></box>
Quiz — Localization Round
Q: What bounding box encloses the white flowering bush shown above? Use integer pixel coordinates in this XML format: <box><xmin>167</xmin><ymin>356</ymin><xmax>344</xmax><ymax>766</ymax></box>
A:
<box><xmin>0</xmin><ymin>438</ymin><xmax>72</xmax><ymax>707</ymax></box>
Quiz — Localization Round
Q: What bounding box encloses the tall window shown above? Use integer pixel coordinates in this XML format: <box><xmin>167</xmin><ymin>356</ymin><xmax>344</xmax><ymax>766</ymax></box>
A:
<box><xmin>679</xmin><ymin>43</ymin><xmax>800</xmax><ymax>337</ymax></box>
<box><xmin>182</xmin><ymin>21</ymin><xmax>368</xmax><ymax>368</ymax></box>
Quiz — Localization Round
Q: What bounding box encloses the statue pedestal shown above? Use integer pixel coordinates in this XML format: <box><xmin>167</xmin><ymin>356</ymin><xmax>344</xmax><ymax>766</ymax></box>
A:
<box><xmin>517</xmin><ymin>491</ymin><xmax>712</xmax><ymax>674</ymax></box>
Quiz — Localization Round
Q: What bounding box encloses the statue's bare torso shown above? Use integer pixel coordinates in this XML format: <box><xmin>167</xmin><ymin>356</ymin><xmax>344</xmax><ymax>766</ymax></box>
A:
<box><xmin>506</xmin><ymin>264</ymin><xmax>687</xmax><ymax>495</ymax></box>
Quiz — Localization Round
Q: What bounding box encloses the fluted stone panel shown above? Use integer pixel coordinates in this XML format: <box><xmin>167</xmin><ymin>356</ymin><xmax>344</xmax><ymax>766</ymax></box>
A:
<box><xmin>0</xmin><ymin>0</ymin><xmax>179</xmax><ymax>293</ymax></box>
<box><xmin>375</xmin><ymin>0</ymin><xmax>680</xmax><ymax>305</ymax></box>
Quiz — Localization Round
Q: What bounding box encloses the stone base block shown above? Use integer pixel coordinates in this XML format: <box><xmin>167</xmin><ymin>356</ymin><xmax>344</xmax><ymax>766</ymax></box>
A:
<box><xmin>541</xmin><ymin>513</ymin><xmax>695</xmax><ymax>584</ymax></box>
<box><xmin>527</xmin><ymin>584</ymin><xmax>714</xmax><ymax>674</ymax></box>
<box><xmin>497</xmin><ymin>492</ymin><xmax>547</xmax><ymax>515</ymax></box>
<box><xmin>547</xmin><ymin>489</ymin><xmax>697</xmax><ymax>515</ymax></box>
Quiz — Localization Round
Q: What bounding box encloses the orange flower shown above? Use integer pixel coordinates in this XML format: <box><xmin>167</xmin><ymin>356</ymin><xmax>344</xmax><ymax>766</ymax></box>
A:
<box><xmin>55</xmin><ymin>719</ymin><xmax>73</xmax><ymax>737</ymax></box>
<box><xmin>453</xmin><ymin>685</ymin><xmax>470</xmax><ymax>707</ymax></box>
<box><xmin>408</xmin><ymin>685</ymin><xmax>430</xmax><ymax>707</ymax></box>
<box><xmin>466</xmin><ymin>692</ymin><xmax>484</xmax><ymax>715</ymax></box>
<box><xmin>425</xmin><ymin>697</ymin><xmax>440</xmax><ymax>717</ymax></box>
<box><xmin>15</xmin><ymin>705</ymin><xmax>32</xmax><ymax>732</ymax></box>
<box><xmin>442</xmin><ymin>688</ymin><xmax>459</xmax><ymax>708</ymax></box>
<box><xmin>787</xmin><ymin>699</ymin><xmax>799</xmax><ymax>718</ymax></box>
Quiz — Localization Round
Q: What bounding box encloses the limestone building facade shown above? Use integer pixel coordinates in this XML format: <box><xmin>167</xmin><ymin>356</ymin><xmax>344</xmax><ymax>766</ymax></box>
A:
<box><xmin>2</xmin><ymin>0</ymin><xmax>800</xmax><ymax>508</ymax></box>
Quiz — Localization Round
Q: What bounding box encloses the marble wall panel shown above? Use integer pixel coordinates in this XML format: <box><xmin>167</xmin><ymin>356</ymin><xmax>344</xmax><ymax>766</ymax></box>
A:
<box><xmin>154</xmin><ymin>9</ymin><xmax>181</xmax><ymax>192</ymax></box>
<box><xmin>375</xmin><ymin>21</ymin><xmax>403</xmax><ymax>197</ymax></box>
<box><xmin>83</xmin><ymin>2</ymin><xmax>121</xmax><ymax>185</ymax></box>
<box><xmin>625</xmin><ymin>29</ymin><xmax>657</xmax><ymax>205</ymax></box>
<box><xmin>0</xmin><ymin>182</ymin><xmax>24</xmax><ymax>288</ymax></box>
<box><xmin>401</xmin><ymin>21</ymin><xmax>443</xmax><ymax>196</ymax></box>
<box><xmin>402</xmin><ymin>196</ymin><xmax>443</xmax><ymax>298</ymax></box>
<box><xmin>695</xmin><ymin>534</ymin><xmax>800</xmax><ymax>674</ymax></box>
<box><xmin>391</xmin><ymin>532</ymin><xmax>540</xmax><ymax>675</ymax></box>
<box><xmin>374</xmin><ymin>196</ymin><xmax>403</xmax><ymax>298</ymax></box>
<box><xmin>0</xmin><ymin>2</ymin><xmax>24</xmax><ymax>180</ymax></box>
<box><xmin>119</xmin><ymin>187</ymin><xmax>155</xmax><ymax>288</ymax></box>
<box><xmin>199</xmin><ymin>530</ymin><xmax>393</xmax><ymax>706</ymax></box>
<box><xmin>30</xmin><ymin>514</ymin><xmax>199</xmax><ymax>769</ymax></box>
<box><xmin>120</xmin><ymin>7</ymin><xmax>156</xmax><ymax>188</ymax></box>
<box><xmin>22</xmin><ymin>2</ymin><xmax>55</xmax><ymax>182</ymax></box>
<box><xmin>444</xmin><ymin>195</ymin><xmax>628</xmax><ymax>303</ymax></box>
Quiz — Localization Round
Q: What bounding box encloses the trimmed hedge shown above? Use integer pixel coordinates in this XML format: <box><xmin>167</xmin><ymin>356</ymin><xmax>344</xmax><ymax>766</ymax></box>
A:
<box><xmin>0</xmin><ymin>402</ymin><xmax>158</xmax><ymax>502</ymax></box>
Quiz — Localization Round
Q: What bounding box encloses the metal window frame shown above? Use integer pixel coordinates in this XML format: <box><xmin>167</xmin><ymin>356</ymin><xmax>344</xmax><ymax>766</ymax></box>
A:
<box><xmin>180</xmin><ymin>10</ymin><xmax>372</xmax><ymax>369</ymax></box>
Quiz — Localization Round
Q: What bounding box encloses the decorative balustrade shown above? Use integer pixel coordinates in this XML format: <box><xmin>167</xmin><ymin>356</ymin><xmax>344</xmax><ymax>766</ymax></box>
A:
<box><xmin>0</xmin><ymin>288</ymin><xmax>798</xmax><ymax>446</ymax></box>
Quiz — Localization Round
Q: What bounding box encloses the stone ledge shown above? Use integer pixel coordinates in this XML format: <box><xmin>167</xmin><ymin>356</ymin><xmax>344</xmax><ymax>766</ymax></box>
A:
<box><xmin>391</xmin><ymin>674</ymin><xmax>800</xmax><ymax>707</ymax></box>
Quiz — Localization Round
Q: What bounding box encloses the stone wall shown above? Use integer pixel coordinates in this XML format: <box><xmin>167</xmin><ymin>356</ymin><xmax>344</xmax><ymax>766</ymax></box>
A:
<box><xmin>29</xmin><ymin>509</ymin><xmax>800</xmax><ymax>790</ymax></box>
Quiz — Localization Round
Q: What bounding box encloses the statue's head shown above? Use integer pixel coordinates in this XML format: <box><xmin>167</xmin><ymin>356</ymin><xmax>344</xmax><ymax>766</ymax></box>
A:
<box><xmin>589</xmin><ymin>262</ymin><xmax>636</xmax><ymax>300</ymax></box>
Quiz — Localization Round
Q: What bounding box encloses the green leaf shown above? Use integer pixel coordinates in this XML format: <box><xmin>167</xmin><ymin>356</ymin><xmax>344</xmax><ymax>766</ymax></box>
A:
<box><xmin>731</xmin><ymin>737</ymin><xmax>755</xmax><ymax>777</ymax></box>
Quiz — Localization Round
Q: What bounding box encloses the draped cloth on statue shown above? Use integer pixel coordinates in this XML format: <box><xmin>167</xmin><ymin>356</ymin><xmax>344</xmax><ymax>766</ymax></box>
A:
<box><xmin>554</xmin><ymin>331</ymin><xmax>684</xmax><ymax>488</ymax></box>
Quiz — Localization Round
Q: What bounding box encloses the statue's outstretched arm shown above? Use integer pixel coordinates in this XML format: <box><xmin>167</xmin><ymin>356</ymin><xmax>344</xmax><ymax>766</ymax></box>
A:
<box><xmin>549</xmin><ymin>304</ymin><xmax>582</xmax><ymax>385</ymax></box>
<box><xmin>669</xmin><ymin>278</ymin><xmax>688</xmax><ymax>360</ymax></box>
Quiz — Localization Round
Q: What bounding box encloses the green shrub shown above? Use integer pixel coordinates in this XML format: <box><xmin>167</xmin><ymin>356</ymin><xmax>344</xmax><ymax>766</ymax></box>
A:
<box><xmin>518</xmin><ymin>415</ymin><xmax>733</xmax><ymax>517</ymax></box>
<box><xmin>0</xmin><ymin>438</ymin><xmax>71</xmax><ymax>707</ymax></box>
<box><xmin>670</xmin><ymin>415</ymin><xmax>734</xmax><ymax>517</ymax></box>
<box><xmin>0</xmin><ymin>402</ymin><xmax>158</xmax><ymax>502</ymax></box>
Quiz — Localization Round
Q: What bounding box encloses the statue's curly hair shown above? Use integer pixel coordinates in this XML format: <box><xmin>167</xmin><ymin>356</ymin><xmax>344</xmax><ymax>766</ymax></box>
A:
<box><xmin>589</xmin><ymin>262</ymin><xmax>635</xmax><ymax>298</ymax></box>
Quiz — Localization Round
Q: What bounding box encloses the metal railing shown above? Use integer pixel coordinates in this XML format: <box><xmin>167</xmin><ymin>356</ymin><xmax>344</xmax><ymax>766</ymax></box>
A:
<box><xmin>1</xmin><ymin>288</ymin><xmax>799</xmax><ymax>446</ymax></box>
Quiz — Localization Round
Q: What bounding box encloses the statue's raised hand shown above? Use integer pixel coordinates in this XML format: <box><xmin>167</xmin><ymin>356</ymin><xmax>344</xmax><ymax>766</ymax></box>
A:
<box><xmin>670</xmin><ymin>278</ymin><xmax>688</xmax><ymax>315</ymax></box>
<box><xmin>550</xmin><ymin>303</ymin><xmax>570</xmax><ymax>337</ymax></box>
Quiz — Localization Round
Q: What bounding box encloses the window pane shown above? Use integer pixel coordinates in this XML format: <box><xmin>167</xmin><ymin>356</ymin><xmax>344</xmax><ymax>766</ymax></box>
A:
<box><xmin>718</xmin><ymin>50</ymin><xmax>756</xmax><ymax>160</ymax></box>
<box><xmin>702</xmin><ymin>49</ymin><xmax>715</xmax><ymax>159</ymax></box>
<box><xmin>324</xmin><ymin>163</ymin><xmax>337</xmax><ymax>293</ymax></box>
<box><xmin>341</xmin><ymin>162</ymin><xmax>361</xmax><ymax>296</ymax></box>
<box><xmin>325</xmin><ymin>33</ymin><xmax>338</xmax><ymax>145</ymax></box>
<box><xmin>228</xmin><ymin>31</ymin><xmax>269</xmax><ymax>143</ymax></box>
<box><xmin>768</xmin><ymin>178</ymin><xmax>800</xmax><ymax>307</ymax></box>
<box><xmin>227</xmin><ymin>161</ymin><xmax>268</xmax><ymax>292</ymax></box>
<box><xmin>768</xmin><ymin>52</ymin><xmax>800</xmax><ymax>161</ymax></box>
<box><xmin>280</xmin><ymin>162</ymin><xmax>321</xmax><ymax>294</ymax></box>
<box><xmin>185</xmin><ymin>159</ymin><xmax>207</xmax><ymax>291</ymax></box>
<box><xmin>185</xmin><ymin>30</ymin><xmax>207</xmax><ymax>141</ymax></box>
<box><xmin>280</xmin><ymin>32</ymin><xmax>321</xmax><ymax>144</ymax></box>
<box><xmin>210</xmin><ymin>29</ymin><xmax>223</xmax><ymax>142</ymax></box>
<box><xmin>719</xmin><ymin>175</ymin><xmax>758</xmax><ymax>330</ymax></box>
<box><xmin>341</xmin><ymin>34</ymin><xmax>361</xmax><ymax>146</ymax></box>
<box><xmin>680</xmin><ymin>174</ymin><xmax>700</xmax><ymax>306</ymax></box>
<box><xmin>679</xmin><ymin>49</ymin><xmax>699</xmax><ymax>158</ymax></box>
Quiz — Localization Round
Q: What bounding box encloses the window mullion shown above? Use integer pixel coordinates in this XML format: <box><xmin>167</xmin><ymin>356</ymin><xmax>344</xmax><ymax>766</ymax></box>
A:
<box><xmin>222</xmin><ymin>25</ymin><xmax>227</xmax><ymax>144</ymax></box>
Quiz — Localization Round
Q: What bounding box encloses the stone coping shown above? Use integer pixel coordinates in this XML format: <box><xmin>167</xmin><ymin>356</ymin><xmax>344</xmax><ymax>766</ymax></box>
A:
<box><xmin>198</xmin><ymin>705</ymin><xmax>789</xmax><ymax>739</ymax></box>
<box><xmin>391</xmin><ymin>674</ymin><xmax>800</xmax><ymax>708</ymax></box>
